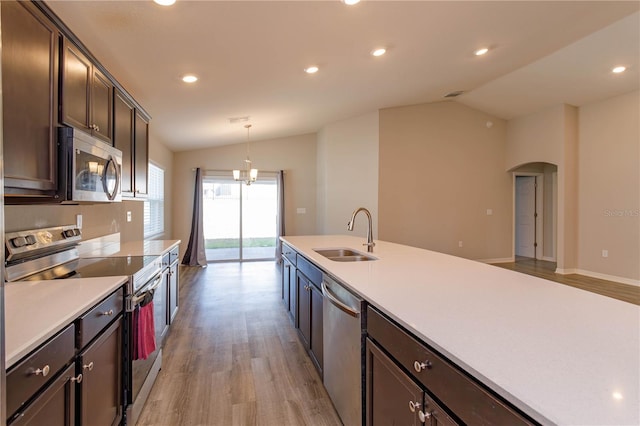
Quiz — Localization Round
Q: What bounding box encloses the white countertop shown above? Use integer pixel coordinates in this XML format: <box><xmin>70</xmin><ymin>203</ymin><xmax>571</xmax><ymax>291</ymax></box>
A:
<box><xmin>80</xmin><ymin>239</ymin><xmax>180</xmax><ymax>257</ymax></box>
<box><xmin>5</xmin><ymin>276</ymin><xmax>128</xmax><ymax>368</ymax></box>
<box><xmin>282</xmin><ymin>235</ymin><xmax>640</xmax><ymax>426</ymax></box>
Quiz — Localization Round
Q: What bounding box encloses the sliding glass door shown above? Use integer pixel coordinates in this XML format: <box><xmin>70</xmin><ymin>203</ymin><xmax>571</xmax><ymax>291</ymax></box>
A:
<box><xmin>203</xmin><ymin>172</ymin><xmax>278</xmax><ymax>262</ymax></box>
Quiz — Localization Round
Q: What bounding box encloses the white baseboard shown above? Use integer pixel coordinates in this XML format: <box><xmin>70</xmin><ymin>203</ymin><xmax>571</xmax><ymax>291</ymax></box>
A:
<box><xmin>477</xmin><ymin>257</ymin><xmax>514</xmax><ymax>264</ymax></box>
<box><xmin>542</xmin><ymin>256</ymin><xmax>556</xmax><ymax>262</ymax></box>
<box><xmin>555</xmin><ymin>268</ymin><xmax>640</xmax><ymax>287</ymax></box>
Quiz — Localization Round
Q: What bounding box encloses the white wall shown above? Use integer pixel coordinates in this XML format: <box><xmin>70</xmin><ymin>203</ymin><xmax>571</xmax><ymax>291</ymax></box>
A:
<box><xmin>578</xmin><ymin>90</ymin><xmax>639</xmax><ymax>282</ymax></box>
<box><xmin>317</xmin><ymin>111</ymin><xmax>379</xmax><ymax>238</ymax></box>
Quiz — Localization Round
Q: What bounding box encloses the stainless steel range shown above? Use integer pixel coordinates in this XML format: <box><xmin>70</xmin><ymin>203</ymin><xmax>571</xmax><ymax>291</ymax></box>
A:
<box><xmin>5</xmin><ymin>225</ymin><xmax>164</xmax><ymax>425</ymax></box>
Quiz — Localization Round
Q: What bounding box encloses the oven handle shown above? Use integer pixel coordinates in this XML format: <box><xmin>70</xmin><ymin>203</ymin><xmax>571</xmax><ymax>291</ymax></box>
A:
<box><xmin>131</xmin><ymin>274</ymin><xmax>163</xmax><ymax>305</ymax></box>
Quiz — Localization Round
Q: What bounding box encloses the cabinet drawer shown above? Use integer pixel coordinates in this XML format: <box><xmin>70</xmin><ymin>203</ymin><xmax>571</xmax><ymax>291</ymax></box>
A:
<box><xmin>162</xmin><ymin>252</ymin><xmax>170</xmax><ymax>268</ymax></box>
<box><xmin>76</xmin><ymin>288</ymin><xmax>124</xmax><ymax>349</ymax></box>
<box><xmin>6</xmin><ymin>324</ymin><xmax>75</xmax><ymax>418</ymax></box>
<box><xmin>296</xmin><ymin>254</ymin><xmax>322</xmax><ymax>287</ymax></box>
<box><xmin>282</xmin><ymin>243</ymin><xmax>297</xmax><ymax>266</ymax></box>
<box><xmin>367</xmin><ymin>306</ymin><xmax>534</xmax><ymax>426</ymax></box>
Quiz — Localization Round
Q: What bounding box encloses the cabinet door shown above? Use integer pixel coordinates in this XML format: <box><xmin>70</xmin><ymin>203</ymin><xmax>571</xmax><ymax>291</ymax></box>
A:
<box><xmin>282</xmin><ymin>259</ymin><xmax>291</xmax><ymax>309</ymax></box>
<box><xmin>9</xmin><ymin>364</ymin><xmax>77</xmax><ymax>426</ymax></box>
<box><xmin>169</xmin><ymin>262</ymin><xmax>179</xmax><ymax>323</ymax></box>
<box><xmin>366</xmin><ymin>338</ymin><xmax>424</xmax><ymax>426</ymax></box>
<box><xmin>113</xmin><ymin>90</ymin><xmax>135</xmax><ymax>194</ymax></box>
<box><xmin>288</xmin><ymin>265</ymin><xmax>297</xmax><ymax>324</ymax></box>
<box><xmin>1</xmin><ymin>0</ymin><xmax>59</xmax><ymax>195</ymax></box>
<box><xmin>297</xmin><ymin>272</ymin><xmax>311</xmax><ymax>348</ymax></box>
<box><xmin>309</xmin><ymin>283</ymin><xmax>323</xmax><ymax>372</ymax></box>
<box><xmin>77</xmin><ymin>318</ymin><xmax>123</xmax><ymax>426</ymax></box>
<box><xmin>61</xmin><ymin>39</ymin><xmax>91</xmax><ymax>132</ymax></box>
<box><xmin>133</xmin><ymin>111</ymin><xmax>149</xmax><ymax>196</ymax></box>
<box><xmin>91</xmin><ymin>68</ymin><xmax>113</xmax><ymax>144</ymax></box>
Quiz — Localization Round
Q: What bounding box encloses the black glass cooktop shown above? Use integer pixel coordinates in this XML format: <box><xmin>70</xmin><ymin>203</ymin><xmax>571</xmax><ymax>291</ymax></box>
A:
<box><xmin>24</xmin><ymin>256</ymin><xmax>160</xmax><ymax>281</ymax></box>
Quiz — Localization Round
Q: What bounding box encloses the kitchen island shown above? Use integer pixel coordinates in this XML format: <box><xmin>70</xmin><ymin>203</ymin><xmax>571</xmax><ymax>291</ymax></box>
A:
<box><xmin>282</xmin><ymin>235</ymin><xmax>639</xmax><ymax>426</ymax></box>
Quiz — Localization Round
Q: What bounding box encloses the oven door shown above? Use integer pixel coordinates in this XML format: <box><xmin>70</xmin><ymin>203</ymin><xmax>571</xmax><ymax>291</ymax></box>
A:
<box><xmin>127</xmin><ymin>272</ymin><xmax>164</xmax><ymax>404</ymax></box>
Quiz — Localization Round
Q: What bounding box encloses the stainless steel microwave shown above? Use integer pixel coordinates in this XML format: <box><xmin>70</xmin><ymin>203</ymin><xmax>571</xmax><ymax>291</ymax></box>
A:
<box><xmin>58</xmin><ymin>127</ymin><xmax>122</xmax><ymax>203</ymax></box>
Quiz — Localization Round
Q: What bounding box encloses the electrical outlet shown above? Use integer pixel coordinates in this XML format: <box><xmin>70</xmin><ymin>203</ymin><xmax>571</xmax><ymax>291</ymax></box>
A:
<box><xmin>602</xmin><ymin>249</ymin><xmax>608</xmax><ymax>258</ymax></box>
<box><xmin>76</xmin><ymin>214</ymin><xmax>83</xmax><ymax>229</ymax></box>
<box><xmin>297</xmin><ymin>208</ymin><xmax>306</xmax><ymax>214</ymax></box>
<box><xmin>486</xmin><ymin>209</ymin><xmax>493</xmax><ymax>216</ymax></box>
<box><xmin>127</xmin><ymin>211</ymin><xmax>132</xmax><ymax>222</ymax></box>
<box><xmin>458</xmin><ymin>241</ymin><xmax>463</xmax><ymax>248</ymax></box>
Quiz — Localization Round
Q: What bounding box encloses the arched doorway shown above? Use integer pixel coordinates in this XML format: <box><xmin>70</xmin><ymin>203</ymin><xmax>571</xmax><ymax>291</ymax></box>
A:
<box><xmin>510</xmin><ymin>162</ymin><xmax>558</xmax><ymax>263</ymax></box>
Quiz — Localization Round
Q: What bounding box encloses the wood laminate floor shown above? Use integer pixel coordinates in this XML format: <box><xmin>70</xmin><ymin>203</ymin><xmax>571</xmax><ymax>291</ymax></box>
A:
<box><xmin>493</xmin><ymin>257</ymin><xmax>639</xmax><ymax>305</ymax></box>
<box><xmin>137</xmin><ymin>262</ymin><xmax>342</xmax><ymax>426</ymax></box>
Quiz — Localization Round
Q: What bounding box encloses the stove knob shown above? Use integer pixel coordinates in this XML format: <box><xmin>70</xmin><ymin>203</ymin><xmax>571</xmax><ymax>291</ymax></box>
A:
<box><xmin>26</xmin><ymin>235</ymin><xmax>37</xmax><ymax>245</ymax></box>
<box><xmin>73</xmin><ymin>228</ymin><xmax>82</xmax><ymax>236</ymax></box>
<box><xmin>63</xmin><ymin>230</ymin><xmax>74</xmax><ymax>238</ymax></box>
<box><xmin>11</xmin><ymin>237</ymin><xmax>27</xmax><ymax>248</ymax></box>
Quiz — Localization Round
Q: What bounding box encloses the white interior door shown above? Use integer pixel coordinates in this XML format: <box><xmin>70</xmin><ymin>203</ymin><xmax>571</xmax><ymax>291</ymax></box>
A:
<box><xmin>515</xmin><ymin>176</ymin><xmax>536</xmax><ymax>258</ymax></box>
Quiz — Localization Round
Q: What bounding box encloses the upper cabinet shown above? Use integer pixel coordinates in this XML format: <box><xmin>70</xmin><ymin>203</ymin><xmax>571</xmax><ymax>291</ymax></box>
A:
<box><xmin>134</xmin><ymin>111</ymin><xmax>149</xmax><ymax>197</ymax></box>
<box><xmin>2</xmin><ymin>0</ymin><xmax>150</xmax><ymax>204</ymax></box>
<box><xmin>114</xmin><ymin>90</ymin><xmax>149</xmax><ymax>198</ymax></box>
<box><xmin>1</xmin><ymin>1</ymin><xmax>60</xmax><ymax>200</ymax></box>
<box><xmin>61</xmin><ymin>38</ymin><xmax>113</xmax><ymax>144</ymax></box>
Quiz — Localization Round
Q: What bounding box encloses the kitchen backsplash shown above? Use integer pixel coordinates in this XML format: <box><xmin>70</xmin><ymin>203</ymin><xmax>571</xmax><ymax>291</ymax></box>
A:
<box><xmin>4</xmin><ymin>200</ymin><xmax>144</xmax><ymax>243</ymax></box>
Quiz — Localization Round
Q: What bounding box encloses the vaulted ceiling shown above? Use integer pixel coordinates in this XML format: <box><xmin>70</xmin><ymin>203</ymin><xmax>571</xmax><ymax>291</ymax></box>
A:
<box><xmin>47</xmin><ymin>1</ymin><xmax>640</xmax><ymax>151</ymax></box>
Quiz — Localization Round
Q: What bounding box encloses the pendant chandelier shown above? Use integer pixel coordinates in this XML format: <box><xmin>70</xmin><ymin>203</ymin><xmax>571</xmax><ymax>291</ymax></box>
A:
<box><xmin>233</xmin><ymin>124</ymin><xmax>258</xmax><ymax>185</ymax></box>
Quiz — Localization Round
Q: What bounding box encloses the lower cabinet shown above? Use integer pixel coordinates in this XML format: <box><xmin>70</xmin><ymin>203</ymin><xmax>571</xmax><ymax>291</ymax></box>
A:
<box><xmin>9</xmin><ymin>364</ymin><xmax>76</xmax><ymax>426</ymax></box>
<box><xmin>77</xmin><ymin>318</ymin><xmax>123</xmax><ymax>426</ymax></box>
<box><xmin>366</xmin><ymin>338</ymin><xmax>456</xmax><ymax>426</ymax></box>
<box><xmin>366</xmin><ymin>306</ymin><xmax>536</xmax><ymax>426</ymax></box>
<box><xmin>296</xmin><ymin>270</ymin><xmax>323</xmax><ymax>375</ymax></box>
<box><xmin>6</xmin><ymin>287</ymin><xmax>125</xmax><ymax>426</ymax></box>
<box><xmin>168</xmin><ymin>259</ymin><xmax>179</xmax><ymax>323</ymax></box>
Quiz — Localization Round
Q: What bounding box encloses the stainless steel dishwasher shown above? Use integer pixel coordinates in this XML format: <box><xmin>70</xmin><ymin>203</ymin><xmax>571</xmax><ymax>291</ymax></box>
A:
<box><xmin>322</xmin><ymin>274</ymin><xmax>365</xmax><ymax>426</ymax></box>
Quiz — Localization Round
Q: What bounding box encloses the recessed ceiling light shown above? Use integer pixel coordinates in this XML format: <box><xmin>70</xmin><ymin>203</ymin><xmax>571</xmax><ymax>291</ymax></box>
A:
<box><xmin>342</xmin><ymin>0</ymin><xmax>360</xmax><ymax>5</ymax></box>
<box><xmin>475</xmin><ymin>48</ymin><xmax>489</xmax><ymax>56</ymax></box>
<box><xmin>182</xmin><ymin>75</ymin><xmax>198</xmax><ymax>83</ymax></box>
<box><xmin>154</xmin><ymin>0</ymin><xmax>176</xmax><ymax>6</ymax></box>
<box><xmin>304</xmin><ymin>66</ymin><xmax>319</xmax><ymax>74</ymax></box>
<box><xmin>371</xmin><ymin>48</ymin><xmax>386</xmax><ymax>57</ymax></box>
<box><xmin>612</xmin><ymin>66</ymin><xmax>626</xmax><ymax>74</ymax></box>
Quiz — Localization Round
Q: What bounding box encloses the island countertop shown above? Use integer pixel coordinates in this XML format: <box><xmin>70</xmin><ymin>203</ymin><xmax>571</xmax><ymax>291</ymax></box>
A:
<box><xmin>5</xmin><ymin>276</ymin><xmax>129</xmax><ymax>369</ymax></box>
<box><xmin>282</xmin><ymin>235</ymin><xmax>639</xmax><ymax>426</ymax></box>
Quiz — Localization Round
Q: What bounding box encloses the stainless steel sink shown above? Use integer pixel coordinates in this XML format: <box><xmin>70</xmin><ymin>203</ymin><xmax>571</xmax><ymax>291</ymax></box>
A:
<box><xmin>314</xmin><ymin>248</ymin><xmax>377</xmax><ymax>262</ymax></box>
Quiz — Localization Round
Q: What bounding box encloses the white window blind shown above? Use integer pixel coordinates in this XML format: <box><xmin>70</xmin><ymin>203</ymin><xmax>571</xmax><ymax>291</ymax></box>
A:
<box><xmin>144</xmin><ymin>163</ymin><xmax>164</xmax><ymax>238</ymax></box>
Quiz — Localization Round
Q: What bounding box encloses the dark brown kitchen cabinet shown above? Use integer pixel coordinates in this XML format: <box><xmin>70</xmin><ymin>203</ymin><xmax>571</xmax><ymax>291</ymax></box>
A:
<box><xmin>296</xmin><ymin>269</ymin><xmax>323</xmax><ymax>375</ymax></box>
<box><xmin>366</xmin><ymin>306</ymin><xmax>536</xmax><ymax>426</ymax></box>
<box><xmin>9</xmin><ymin>364</ymin><xmax>77</xmax><ymax>426</ymax></box>
<box><xmin>1</xmin><ymin>0</ymin><xmax>60</xmax><ymax>200</ymax></box>
<box><xmin>6</xmin><ymin>287</ymin><xmax>125</xmax><ymax>426</ymax></box>
<box><xmin>77</xmin><ymin>318</ymin><xmax>123</xmax><ymax>426</ymax></box>
<box><xmin>61</xmin><ymin>38</ymin><xmax>113</xmax><ymax>144</ymax></box>
<box><xmin>133</xmin><ymin>111</ymin><xmax>149</xmax><ymax>197</ymax></box>
<box><xmin>281</xmin><ymin>243</ymin><xmax>297</xmax><ymax>323</ymax></box>
<box><xmin>366</xmin><ymin>338</ymin><xmax>457</xmax><ymax>426</ymax></box>
<box><xmin>113</xmin><ymin>89</ymin><xmax>135</xmax><ymax>194</ymax></box>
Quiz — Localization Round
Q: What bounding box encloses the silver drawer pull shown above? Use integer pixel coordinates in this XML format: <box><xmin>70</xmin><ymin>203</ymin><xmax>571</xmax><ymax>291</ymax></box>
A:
<box><xmin>409</xmin><ymin>400</ymin><xmax>421</xmax><ymax>413</ymax></box>
<box><xmin>418</xmin><ymin>409</ymin><xmax>431</xmax><ymax>423</ymax></box>
<box><xmin>83</xmin><ymin>362</ymin><xmax>94</xmax><ymax>371</ymax></box>
<box><xmin>33</xmin><ymin>365</ymin><xmax>50</xmax><ymax>377</ymax></box>
<box><xmin>102</xmin><ymin>309</ymin><xmax>114</xmax><ymax>316</ymax></box>
<box><xmin>71</xmin><ymin>373</ymin><xmax>83</xmax><ymax>384</ymax></box>
<box><xmin>414</xmin><ymin>360</ymin><xmax>432</xmax><ymax>372</ymax></box>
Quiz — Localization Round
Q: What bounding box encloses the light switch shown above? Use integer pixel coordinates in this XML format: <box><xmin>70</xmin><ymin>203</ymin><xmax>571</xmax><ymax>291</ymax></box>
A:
<box><xmin>297</xmin><ymin>208</ymin><xmax>306</xmax><ymax>214</ymax></box>
<box><xmin>486</xmin><ymin>209</ymin><xmax>493</xmax><ymax>216</ymax></box>
<box><xmin>602</xmin><ymin>249</ymin><xmax>608</xmax><ymax>258</ymax></box>
<box><xmin>127</xmin><ymin>211</ymin><xmax>132</xmax><ymax>222</ymax></box>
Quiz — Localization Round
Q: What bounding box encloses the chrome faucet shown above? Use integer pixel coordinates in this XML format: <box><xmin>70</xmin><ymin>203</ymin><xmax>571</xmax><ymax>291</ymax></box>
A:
<box><xmin>347</xmin><ymin>207</ymin><xmax>375</xmax><ymax>252</ymax></box>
